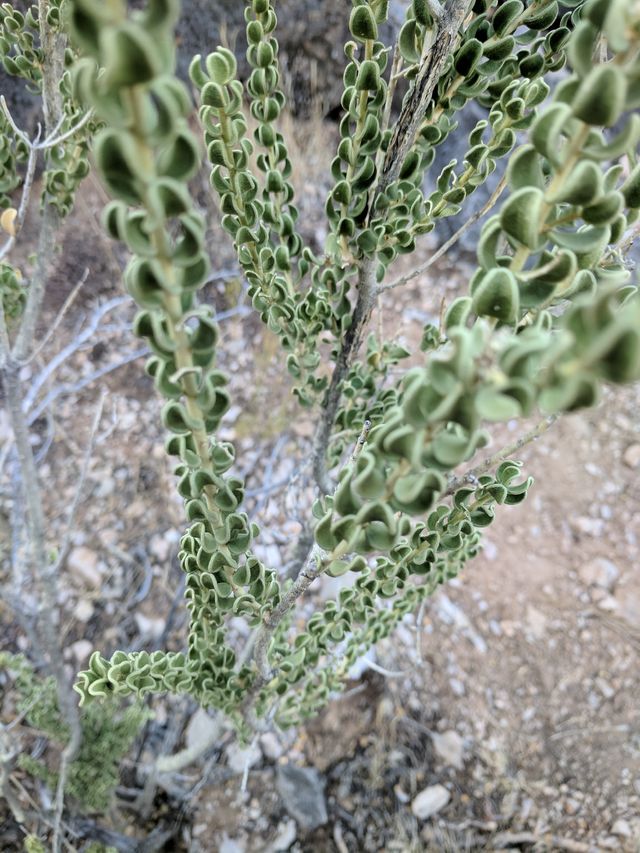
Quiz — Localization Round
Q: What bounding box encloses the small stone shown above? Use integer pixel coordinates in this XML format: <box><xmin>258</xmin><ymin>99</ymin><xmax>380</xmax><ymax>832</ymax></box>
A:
<box><xmin>525</xmin><ymin>604</ymin><xmax>547</xmax><ymax>639</ymax></box>
<box><xmin>572</xmin><ymin>517</ymin><xmax>605</xmax><ymax>537</ymax></box>
<box><xmin>449</xmin><ymin>678</ymin><xmax>465</xmax><ymax>696</ymax></box>
<box><xmin>226</xmin><ymin>741</ymin><xmax>261</xmax><ymax>775</ymax></box>
<box><xmin>611</xmin><ymin>819</ymin><xmax>631</xmax><ymax>838</ymax></box>
<box><xmin>70</xmin><ymin>639</ymin><xmax>93</xmax><ymax>663</ymax></box>
<box><xmin>623</xmin><ymin>444</ymin><xmax>640</xmax><ymax>469</ymax></box>
<box><xmin>260</xmin><ymin>732</ymin><xmax>284</xmax><ymax>761</ymax></box>
<box><xmin>616</xmin><ymin>588</ymin><xmax>640</xmax><ymax>629</ymax></box>
<box><xmin>134</xmin><ymin>612</ymin><xmax>165</xmax><ymax>640</ymax></box>
<box><xmin>598</xmin><ymin>595</ymin><xmax>619</xmax><ymax>612</ymax></box>
<box><xmin>578</xmin><ymin>558</ymin><xmax>619</xmax><ymax>591</ymax></box>
<box><xmin>411</xmin><ymin>784</ymin><xmax>450</xmax><ymax>820</ymax></box>
<box><xmin>394</xmin><ymin>783</ymin><xmax>410</xmax><ymax>803</ymax></box>
<box><xmin>431</xmin><ymin>731</ymin><xmax>464</xmax><ymax>770</ymax></box>
<box><xmin>501</xmin><ymin>619</ymin><xmax>517</xmax><ymax>638</ymax></box>
<box><xmin>149</xmin><ymin>533</ymin><xmax>172</xmax><ymax>563</ymax></box>
<box><xmin>266</xmin><ymin>819</ymin><xmax>297</xmax><ymax>852</ymax></box>
<box><xmin>67</xmin><ymin>547</ymin><xmax>102</xmax><ymax>588</ymax></box>
<box><xmin>564</xmin><ymin>797</ymin><xmax>580</xmax><ymax>815</ymax></box>
<box><xmin>219</xmin><ymin>835</ymin><xmax>246</xmax><ymax>853</ymax></box>
<box><xmin>276</xmin><ymin>765</ymin><xmax>328</xmax><ymax>831</ymax></box>
<box><xmin>185</xmin><ymin>708</ymin><xmax>221</xmax><ymax>752</ymax></box>
<box><xmin>595</xmin><ymin>677</ymin><xmax>615</xmax><ymax>700</ymax></box>
<box><xmin>94</xmin><ymin>476</ymin><xmax>115</xmax><ymax>498</ymax></box>
<box><xmin>73</xmin><ymin>599</ymin><xmax>94</xmax><ymax>623</ymax></box>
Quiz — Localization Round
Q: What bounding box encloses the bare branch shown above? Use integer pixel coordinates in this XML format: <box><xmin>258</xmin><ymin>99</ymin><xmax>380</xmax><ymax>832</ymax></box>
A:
<box><xmin>50</xmin><ymin>391</ymin><xmax>106</xmax><ymax>576</ymax></box>
<box><xmin>374</xmin><ymin>0</ymin><xmax>470</xmax><ymax>200</ymax></box>
<box><xmin>23</xmin><ymin>295</ymin><xmax>129</xmax><ymax>412</ymax></box>
<box><xmin>311</xmin><ymin>256</ymin><xmax>377</xmax><ymax>494</ymax></box>
<box><xmin>12</xmin><ymin>203</ymin><xmax>60</xmax><ymax>362</ymax></box>
<box><xmin>378</xmin><ymin>175</ymin><xmax>507</xmax><ymax>296</ymax></box>
<box><xmin>0</xmin><ymin>142</ymin><xmax>39</xmax><ymax>263</ymax></box>
<box><xmin>311</xmin><ymin>5</ymin><xmax>471</xmax><ymax>497</ymax></box>
<box><xmin>443</xmin><ymin>414</ymin><xmax>559</xmax><ymax>497</ymax></box>
<box><xmin>38</xmin><ymin>109</ymin><xmax>93</xmax><ymax>150</ymax></box>
<box><xmin>23</xmin><ymin>269</ymin><xmax>90</xmax><ymax>365</ymax></box>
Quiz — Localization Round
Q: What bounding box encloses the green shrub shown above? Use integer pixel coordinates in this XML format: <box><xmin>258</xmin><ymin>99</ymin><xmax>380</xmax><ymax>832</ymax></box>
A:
<box><xmin>0</xmin><ymin>654</ymin><xmax>148</xmax><ymax>811</ymax></box>
<box><xmin>2</xmin><ymin>0</ymin><xmax>639</xmax><ymax>737</ymax></box>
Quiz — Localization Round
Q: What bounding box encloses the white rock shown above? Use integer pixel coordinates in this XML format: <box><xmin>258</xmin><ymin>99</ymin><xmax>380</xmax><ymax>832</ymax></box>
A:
<box><xmin>450</xmin><ymin>678</ymin><xmax>465</xmax><ymax>696</ymax></box>
<box><xmin>623</xmin><ymin>444</ymin><xmax>640</xmax><ymax>469</ymax></box>
<box><xmin>598</xmin><ymin>594</ymin><xmax>620</xmax><ymax>613</ymax></box>
<box><xmin>578</xmin><ymin>557</ymin><xmax>619</xmax><ymax>591</ymax></box>
<box><xmin>185</xmin><ymin>708</ymin><xmax>221</xmax><ymax>751</ymax></box>
<box><xmin>411</xmin><ymin>784</ymin><xmax>451</xmax><ymax>820</ymax></box>
<box><xmin>267</xmin><ymin>819</ymin><xmax>297</xmax><ymax>852</ymax></box>
<box><xmin>226</xmin><ymin>740</ymin><xmax>261</xmax><ymax>775</ymax></box>
<box><xmin>134</xmin><ymin>612</ymin><xmax>165</xmax><ymax>640</ymax></box>
<box><xmin>431</xmin><ymin>731</ymin><xmax>464</xmax><ymax>770</ymax></box>
<box><xmin>219</xmin><ymin>835</ymin><xmax>246</xmax><ymax>853</ymax></box>
<box><xmin>70</xmin><ymin>639</ymin><xmax>93</xmax><ymax>663</ymax></box>
<box><xmin>67</xmin><ymin>547</ymin><xmax>102</xmax><ymax>588</ymax></box>
<box><xmin>149</xmin><ymin>533</ymin><xmax>172</xmax><ymax>563</ymax></box>
<box><xmin>73</xmin><ymin>599</ymin><xmax>94</xmax><ymax>623</ymax></box>
<box><xmin>260</xmin><ymin>732</ymin><xmax>284</xmax><ymax>761</ymax></box>
<box><xmin>616</xmin><ymin>588</ymin><xmax>640</xmax><ymax>629</ymax></box>
<box><xmin>595</xmin><ymin>677</ymin><xmax>615</xmax><ymax>700</ymax></box>
<box><xmin>525</xmin><ymin>604</ymin><xmax>547</xmax><ymax>639</ymax></box>
<box><xmin>611</xmin><ymin>819</ymin><xmax>631</xmax><ymax>838</ymax></box>
<box><xmin>572</xmin><ymin>517</ymin><xmax>605</xmax><ymax>537</ymax></box>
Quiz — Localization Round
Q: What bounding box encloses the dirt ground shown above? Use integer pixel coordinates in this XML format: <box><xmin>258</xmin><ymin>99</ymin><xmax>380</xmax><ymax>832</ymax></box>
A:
<box><xmin>1</xmin><ymin>122</ymin><xmax>640</xmax><ymax>853</ymax></box>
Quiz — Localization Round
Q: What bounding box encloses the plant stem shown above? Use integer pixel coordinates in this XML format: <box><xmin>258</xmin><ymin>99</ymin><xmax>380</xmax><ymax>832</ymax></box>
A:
<box><xmin>311</xmin><ymin>255</ymin><xmax>377</xmax><ymax>494</ymax></box>
<box><xmin>444</xmin><ymin>414</ymin><xmax>558</xmax><ymax>497</ymax></box>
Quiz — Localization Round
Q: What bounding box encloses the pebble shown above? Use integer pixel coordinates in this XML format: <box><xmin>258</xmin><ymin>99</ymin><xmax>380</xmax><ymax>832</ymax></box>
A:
<box><xmin>73</xmin><ymin>599</ymin><xmax>94</xmax><ymax>622</ymax></box>
<box><xmin>67</xmin><ymin>546</ymin><xmax>102</xmax><ymax>588</ymax></box>
<box><xmin>525</xmin><ymin>604</ymin><xmax>547</xmax><ymax>639</ymax></box>
<box><xmin>611</xmin><ymin>818</ymin><xmax>631</xmax><ymax>837</ymax></box>
<box><xmin>431</xmin><ymin>730</ymin><xmax>464</xmax><ymax>770</ymax></box>
<box><xmin>70</xmin><ymin>639</ymin><xmax>93</xmax><ymax>663</ymax></box>
<box><xmin>563</xmin><ymin>798</ymin><xmax>580</xmax><ymax>815</ymax></box>
<box><xmin>219</xmin><ymin>835</ymin><xmax>246</xmax><ymax>853</ymax></box>
<box><xmin>276</xmin><ymin>765</ymin><xmax>328</xmax><ymax>831</ymax></box>
<box><xmin>488</xmin><ymin>619</ymin><xmax>502</xmax><ymax>636</ymax></box>
<box><xmin>185</xmin><ymin>708</ymin><xmax>221</xmax><ymax>751</ymax></box>
<box><xmin>501</xmin><ymin>619</ymin><xmax>517</xmax><ymax>638</ymax></box>
<box><xmin>149</xmin><ymin>532</ymin><xmax>172</xmax><ymax>563</ymax></box>
<box><xmin>266</xmin><ymin>820</ymin><xmax>297</xmax><ymax>852</ymax></box>
<box><xmin>623</xmin><ymin>443</ymin><xmax>640</xmax><ymax>469</ymax></box>
<box><xmin>134</xmin><ymin>612</ymin><xmax>165</xmax><ymax>640</ymax></box>
<box><xmin>449</xmin><ymin>678</ymin><xmax>465</xmax><ymax>696</ymax></box>
<box><xmin>226</xmin><ymin>741</ymin><xmax>262</xmax><ymax>775</ymax></box>
<box><xmin>595</xmin><ymin>677</ymin><xmax>615</xmax><ymax>700</ymax></box>
<box><xmin>571</xmin><ymin>517</ymin><xmax>605</xmax><ymax>537</ymax></box>
<box><xmin>597</xmin><ymin>594</ymin><xmax>619</xmax><ymax>612</ymax></box>
<box><xmin>578</xmin><ymin>557</ymin><xmax>619</xmax><ymax>591</ymax></box>
<box><xmin>260</xmin><ymin>732</ymin><xmax>284</xmax><ymax>761</ymax></box>
<box><xmin>411</xmin><ymin>784</ymin><xmax>451</xmax><ymax>820</ymax></box>
<box><xmin>616</xmin><ymin>588</ymin><xmax>640</xmax><ymax>629</ymax></box>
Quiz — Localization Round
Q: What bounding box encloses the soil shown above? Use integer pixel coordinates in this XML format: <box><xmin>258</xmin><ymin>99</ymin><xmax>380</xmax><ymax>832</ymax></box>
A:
<box><xmin>1</xmin><ymin>118</ymin><xmax>639</xmax><ymax>853</ymax></box>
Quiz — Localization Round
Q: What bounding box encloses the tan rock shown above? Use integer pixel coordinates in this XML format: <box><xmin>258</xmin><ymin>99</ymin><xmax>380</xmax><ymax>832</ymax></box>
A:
<box><xmin>411</xmin><ymin>784</ymin><xmax>450</xmax><ymax>820</ymax></box>
<box><xmin>67</xmin><ymin>546</ymin><xmax>102</xmax><ymax>588</ymax></box>
<box><xmin>70</xmin><ymin>639</ymin><xmax>93</xmax><ymax>663</ymax></box>
<box><xmin>616</xmin><ymin>588</ymin><xmax>640</xmax><ymax>629</ymax></box>
<box><xmin>431</xmin><ymin>730</ymin><xmax>464</xmax><ymax>770</ymax></box>
<box><xmin>578</xmin><ymin>557</ymin><xmax>619</xmax><ymax>591</ymax></box>
<box><xmin>623</xmin><ymin>444</ymin><xmax>640</xmax><ymax>469</ymax></box>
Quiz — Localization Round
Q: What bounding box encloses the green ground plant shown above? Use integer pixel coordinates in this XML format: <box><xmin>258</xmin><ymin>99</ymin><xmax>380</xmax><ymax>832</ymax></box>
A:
<box><xmin>1</xmin><ymin>0</ymin><xmax>640</xmax><ymax>843</ymax></box>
